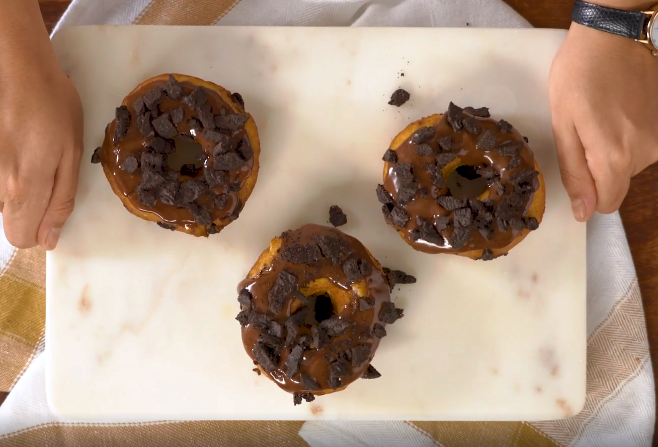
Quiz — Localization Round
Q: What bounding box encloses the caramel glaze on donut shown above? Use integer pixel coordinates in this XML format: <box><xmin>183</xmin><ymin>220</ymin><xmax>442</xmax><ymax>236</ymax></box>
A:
<box><xmin>96</xmin><ymin>73</ymin><xmax>260</xmax><ymax>237</ymax></box>
<box><xmin>235</xmin><ymin>224</ymin><xmax>402</xmax><ymax>405</ymax></box>
<box><xmin>377</xmin><ymin>103</ymin><xmax>546</xmax><ymax>261</ymax></box>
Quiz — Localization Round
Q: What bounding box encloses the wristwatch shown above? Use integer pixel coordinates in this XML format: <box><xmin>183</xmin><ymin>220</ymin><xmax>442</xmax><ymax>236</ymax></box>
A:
<box><xmin>572</xmin><ymin>0</ymin><xmax>658</xmax><ymax>56</ymax></box>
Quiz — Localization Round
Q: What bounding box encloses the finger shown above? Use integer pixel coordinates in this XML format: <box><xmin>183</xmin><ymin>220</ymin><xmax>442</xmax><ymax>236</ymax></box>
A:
<box><xmin>2</xmin><ymin>172</ymin><xmax>55</xmax><ymax>249</ymax></box>
<box><xmin>585</xmin><ymin>145</ymin><xmax>631</xmax><ymax>215</ymax></box>
<box><xmin>552</xmin><ymin>120</ymin><xmax>597</xmax><ymax>222</ymax></box>
<box><xmin>37</xmin><ymin>146</ymin><xmax>82</xmax><ymax>251</ymax></box>
<box><xmin>0</xmin><ymin>201</ymin><xmax>3</xmax><ymax>213</ymax></box>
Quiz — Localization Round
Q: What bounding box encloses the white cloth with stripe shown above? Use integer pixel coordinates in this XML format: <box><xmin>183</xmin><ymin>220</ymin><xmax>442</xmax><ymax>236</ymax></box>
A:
<box><xmin>0</xmin><ymin>1</ymin><xmax>653</xmax><ymax>446</ymax></box>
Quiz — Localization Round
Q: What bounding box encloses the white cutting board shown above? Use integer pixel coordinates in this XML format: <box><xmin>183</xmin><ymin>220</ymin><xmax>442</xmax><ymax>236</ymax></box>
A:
<box><xmin>46</xmin><ymin>26</ymin><xmax>585</xmax><ymax>421</ymax></box>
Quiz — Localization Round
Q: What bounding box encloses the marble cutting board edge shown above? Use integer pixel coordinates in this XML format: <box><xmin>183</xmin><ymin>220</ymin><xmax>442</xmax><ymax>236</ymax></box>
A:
<box><xmin>46</xmin><ymin>26</ymin><xmax>585</xmax><ymax>421</ymax></box>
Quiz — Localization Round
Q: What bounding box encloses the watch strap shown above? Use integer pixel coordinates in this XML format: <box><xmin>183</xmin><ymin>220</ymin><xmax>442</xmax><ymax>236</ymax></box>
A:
<box><xmin>572</xmin><ymin>0</ymin><xmax>646</xmax><ymax>40</ymax></box>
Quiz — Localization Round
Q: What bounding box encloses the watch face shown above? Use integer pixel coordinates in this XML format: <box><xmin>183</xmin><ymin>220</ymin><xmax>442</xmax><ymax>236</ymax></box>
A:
<box><xmin>652</xmin><ymin>16</ymin><xmax>658</xmax><ymax>47</ymax></box>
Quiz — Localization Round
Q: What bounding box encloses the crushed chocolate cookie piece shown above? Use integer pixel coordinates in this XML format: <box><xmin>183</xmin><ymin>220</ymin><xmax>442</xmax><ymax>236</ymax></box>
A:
<box><xmin>343</xmin><ymin>258</ymin><xmax>372</xmax><ymax>282</ymax></box>
<box><xmin>436</xmin><ymin>196</ymin><xmax>465</xmax><ymax>211</ymax></box>
<box><xmin>497</xmin><ymin>192</ymin><xmax>528</xmax><ymax>220</ymax></box>
<box><xmin>205</xmin><ymin>130</ymin><xmax>229</xmax><ymax>145</ymax></box>
<box><xmin>282</xmin><ymin>243</ymin><xmax>323</xmax><ymax>267</ymax></box>
<box><xmin>205</xmin><ymin>168</ymin><xmax>229</xmax><ymax>189</ymax></box>
<box><xmin>298</xmin><ymin>334</ymin><xmax>312</xmax><ymax>349</ymax></box>
<box><xmin>481</xmin><ymin>248</ymin><xmax>494</xmax><ymax>261</ymax></box>
<box><xmin>496</xmin><ymin>217</ymin><xmax>509</xmax><ymax>232</ymax></box>
<box><xmin>446</xmin><ymin>102</ymin><xmax>464</xmax><ymax>131</ymax></box>
<box><xmin>426</xmin><ymin>164</ymin><xmax>446</xmax><ymax>188</ymax></box>
<box><xmin>231</xmin><ymin>92</ymin><xmax>245</xmax><ymax>109</ymax></box>
<box><xmin>183</xmin><ymin>86</ymin><xmax>208</xmax><ymax>109</ymax></box>
<box><xmin>434</xmin><ymin>215</ymin><xmax>451</xmax><ymax>232</ymax></box>
<box><xmin>268</xmin><ymin>270</ymin><xmax>297</xmax><ymax>314</ymax></box>
<box><xmin>114</xmin><ymin>106</ymin><xmax>131</xmax><ymax>142</ymax></box>
<box><xmin>258</xmin><ymin>332</ymin><xmax>284</xmax><ymax>348</ymax></box>
<box><xmin>249</xmin><ymin>311</ymin><xmax>271</xmax><ymax>330</ymax></box>
<box><xmin>388</xmin><ymin>88</ymin><xmax>410</xmax><ymax>107</ymax></box>
<box><xmin>133</xmin><ymin>97</ymin><xmax>146</xmax><ymax>116</ymax></box>
<box><xmin>416</xmin><ymin>143</ymin><xmax>434</xmax><ymax>157</ymax></box>
<box><xmin>382</xmin><ymin>149</ymin><xmax>398</xmax><ymax>163</ymax></box>
<box><xmin>293</xmin><ymin>392</ymin><xmax>315</xmax><ymax>406</ymax></box>
<box><xmin>436</xmin><ymin>152</ymin><xmax>458</xmax><ymax>167</ymax></box>
<box><xmin>476</xmin><ymin>166</ymin><xmax>496</xmax><ymax>180</ymax></box>
<box><xmin>376</xmin><ymin>184</ymin><xmax>394</xmax><ymax>204</ymax></box>
<box><xmin>450</xmin><ymin>225</ymin><xmax>473</xmax><ymax>249</ymax></box>
<box><xmin>438</xmin><ymin>136</ymin><xmax>453</xmax><ymax>153</ymax></box>
<box><xmin>177</xmin><ymin>179</ymin><xmax>204</xmax><ymax>203</ymax></box>
<box><xmin>141</xmin><ymin>152</ymin><xmax>164</xmax><ymax>173</ymax></box>
<box><xmin>164</xmin><ymin>75</ymin><xmax>182</xmax><ymax>100</ymax></box>
<box><xmin>388</xmin><ymin>206</ymin><xmax>410</xmax><ymax>227</ymax></box>
<box><xmin>146</xmin><ymin>136</ymin><xmax>166</xmax><ymax>154</ymax></box>
<box><xmin>320</xmin><ymin>316</ymin><xmax>352</xmax><ymax>337</ymax></box>
<box><xmin>509</xmin><ymin>218</ymin><xmax>525</xmax><ymax>231</ymax></box>
<box><xmin>397</xmin><ymin>182</ymin><xmax>417</xmax><ymax>205</ymax></box>
<box><xmin>505</xmin><ymin>157</ymin><xmax>522</xmax><ymax>170</ymax></box>
<box><xmin>252</xmin><ymin>368</ymin><xmax>261</xmax><ymax>376</ymax></box>
<box><xmin>497</xmin><ymin>140</ymin><xmax>523</xmax><ymax>157</ymax></box>
<box><xmin>214</xmin><ymin>151</ymin><xmax>245</xmax><ymax>171</ymax></box>
<box><xmin>157</xmin><ymin>181</ymin><xmax>179</xmax><ymax>206</ymax></box>
<box><xmin>351</xmin><ymin>345</ymin><xmax>371</xmax><ymax>367</ymax></box>
<box><xmin>372</xmin><ymin>323</ymin><xmax>387</xmax><ymax>338</ymax></box>
<box><xmin>392</xmin><ymin>163</ymin><xmax>414</xmax><ymax>185</ymax></box>
<box><xmin>329</xmin><ymin>376</ymin><xmax>342</xmax><ymax>389</ymax></box>
<box><xmin>524</xmin><ymin>217</ymin><xmax>540</xmax><ymax>231</ymax></box>
<box><xmin>157</xmin><ymin>222</ymin><xmax>175</xmax><ymax>231</ymax></box>
<box><xmin>180</xmin><ymin>164</ymin><xmax>197</xmax><ymax>177</ymax></box>
<box><xmin>362</xmin><ymin>364</ymin><xmax>381</xmax><ymax>379</ymax></box>
<box><xmin>235</xmin><ymin>310</ymin><xmax>249</xmax><ymax>326</ymax></box>
<box><xmin>238</xmin><ymin>289</ymin><xmax>252</xmax><ymax>310</ymax></box>
<box><xmin>412</xmin><ymin>127</ymin><xmax>435</xmax><ymax>144</ymax></box>
<box><xmin>477</xmin><ymin>130</ymin><xmax>496</xmax><ymax>151</ymax></box>
<box><xmin>300</xmin><ymin>373</ymin><xmax>320</xmax><ymax>391</ymax></box>
<box><xmin>237</xmin><ymin>139</ymin><xmax>253</xmax><ymax>161</ymax></box>
<box><xmin>409</xmin><ymin>228</ymin><xmax>421</xmax><ymax>241</ymax></box>
<box><xmin>91</xmin><ymin>147</ymin><xmax>101</xmax><ymax>164</ymax></box>
<box><xmin>137</xmin><ymin>189</ymin><xmax>156</xmax><ymax>207</ymax></box>
<box><xmin>463</xmin><ymin>117</ymin><xmax>482</xmax><ymax>135</ymax></box>
<box><xmin>140</xmin><ymin>171</ymin><xmax>165</xmax><ymax>193</ymax></box>
<box><xmin>188</xmin><ymin>117</ymin><xmax>203</xmax><ymax>133</ymax></box>
<box><xmin>152</xmin><ymin>113</ymin><xmax>178</xmax><ymax>139</ymax></box>
<box><xmin>330</xmin><ymin>359</ymin><xmax>351</xmax><ymax>378</ymax></box>
<box><xmin>379</xmin><ymin>302</ymin><xmax>403</xmax><ymax>324</ymax></box>
<box><xmin>170</xmin><ymin>106</ymin><xmax>185</xmax><ymax>126</ymax></box>
<box><xmin>359</xmin><ymin>297</ymin><xmax>375</xmax><ymax>311</ymax></box>
<box><xmin>196</xmin><ymin>103</ymin><xmax>216</xmax><ymax>130</ymax></box>
<box><xmin>329</xmin><ymin>205</ymin><xmax>347</xmax><ymax>227</ymax></box>
<box><xmin>384</xmin><ymin>268</ymin><xmax>417</xmax><ymax>290</ymax></box>
<box><xmin>479</xmin><ymin>227</ymin><xmax>494</xmax><ymax>240</ymax></box>
<box><xmin>253</xmin><ymin>342</ymin><xmax>278</xmax><ymax>373</ymax></box>
<box><xmin>315</xmin><ymin>235</ymin><xmax>353</xmax><ymax>264</ymax></box>
<box><xmin>207</xmin><ymin>224</ymin><xmax>220</xmax><ymax>235</ymax></box>
<box><xmin>186</xmin><ymin>202</ymin><xmax>212</xmax><ymax>226</ymax></box>
<box><xmin>312</xmin><ymin>325</ymin><xmax>330</xmax><ymax>349</ymax></box>
<box><xmin>215</xmin><ymin>114</ymin><xmax>249</xmax><ymax>131</ymax></box>
<box><xmin>137</xmin><ymin>115</ymin><xmax>155</xmax><ymax>138</ymax></box>
<box><xmin>498</xmin><ymin>119</ymin><xmax>513</xmax><ymax>133</ymax></box>
<box><xmin>454</xmin><ymin>207</ymin><xmax>473</xmax><ymax>228</ymax></box>
<box><xmin>143</xmin><ymin>87</ymin><xmax>165</xmax><ymax>110</ymax></box>
<box><xmin>419</xmin><ymin>220</ymin><xmax>444</xmax><ymax>245</ymax></box>
<box><xmin>286</xmin><ymin>345</ymin><xmax>304</xmax><ymax>378</ymax></box>
<box><xmin>464</xmin><ymin>106</ymin><xmax>491</xmax><ymax>118</ymax></box>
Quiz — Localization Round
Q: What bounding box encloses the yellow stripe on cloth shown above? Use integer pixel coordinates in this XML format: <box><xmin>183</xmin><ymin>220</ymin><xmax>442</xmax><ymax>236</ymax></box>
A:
<box><xmin>410</xmin><ymin>421</ymin><xmax>561</xmax><ymax>447</ymax></box>
<box><xmin>134</xmin><ymin>0</ymin><xmax>242</xmax><ymax>25</ymax></box>
<box><xmin>0</xmin><ymin>421</ymin><xmax>309</xmax><ymax>447</ymax></box>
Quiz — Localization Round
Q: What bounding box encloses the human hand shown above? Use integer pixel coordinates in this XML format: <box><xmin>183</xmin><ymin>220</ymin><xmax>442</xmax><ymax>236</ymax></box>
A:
<box><xmin>0</xmin><ymin>54</ymin><xmax>83</xmax><ymax>250</ymax></box>
<box><xmin>549</xmin><ymin>22</ymin><xmax>658</xmax><ymax>222</ymax></box>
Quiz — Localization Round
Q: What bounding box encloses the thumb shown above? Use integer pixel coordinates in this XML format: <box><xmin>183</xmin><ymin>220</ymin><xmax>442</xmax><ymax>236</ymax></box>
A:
<box><xmin>37</xmin><ymin>150</ymin><xmax>81</xmax><ymax>251</ymax></box>
<box><xmin>552</xmin><ymin>120</ymin><xmax>597</xmax><ymax>222</ymax></box>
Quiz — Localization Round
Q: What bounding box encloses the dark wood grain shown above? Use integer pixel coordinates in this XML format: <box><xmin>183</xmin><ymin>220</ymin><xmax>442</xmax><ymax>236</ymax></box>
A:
<box><xmin>33</xmin><ymin>1</ymin><xmax>657</xmax><ymax>443</ymax></box>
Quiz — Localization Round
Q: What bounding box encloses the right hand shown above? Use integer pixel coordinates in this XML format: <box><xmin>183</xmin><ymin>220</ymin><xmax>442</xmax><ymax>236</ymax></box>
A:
<box><xmin>0</xmin><ymin>55</ymin><xmax>84</xmax><ymax>250</ymax></box>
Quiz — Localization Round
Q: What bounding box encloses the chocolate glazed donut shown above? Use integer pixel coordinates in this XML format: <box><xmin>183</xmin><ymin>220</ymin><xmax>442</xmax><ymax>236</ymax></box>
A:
<box><xmin>235</xmin><ymin>224</ymin><xmax>403</xmax><ymax>405</ymax></box>
<box><xmin>377</xmin><ymin>103</ymin><xmax>546</xmax><ymax>261</ymax></box>
<box><xmin>92</xmin><ymin>74</ymin><xmax>260</xmax><ymax>237</ymax></box>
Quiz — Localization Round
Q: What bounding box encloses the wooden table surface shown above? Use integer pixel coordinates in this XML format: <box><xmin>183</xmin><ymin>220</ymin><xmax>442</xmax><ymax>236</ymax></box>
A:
<box><xmin>1</xmin><ymin>1</ymin><xmax>655</xmax><ymax>441</ymax></box>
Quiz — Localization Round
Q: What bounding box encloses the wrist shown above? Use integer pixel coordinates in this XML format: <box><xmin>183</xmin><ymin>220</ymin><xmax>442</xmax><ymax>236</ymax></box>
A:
<box><xmin>584</xmin><ymin>0</ymin><xmax>655</xmax><ymax>10</ymax></box>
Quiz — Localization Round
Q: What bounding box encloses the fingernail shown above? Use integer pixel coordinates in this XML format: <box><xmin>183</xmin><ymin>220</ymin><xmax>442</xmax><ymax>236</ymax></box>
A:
<box><xmin>571</xmin><ymin>198</ymin><xmax>588</xmax><ymax>222</ymax></box>
<box><xmin>45</xmin><ymin>228</ymin><xmax>61</xmax><ymax>251</ymax></box>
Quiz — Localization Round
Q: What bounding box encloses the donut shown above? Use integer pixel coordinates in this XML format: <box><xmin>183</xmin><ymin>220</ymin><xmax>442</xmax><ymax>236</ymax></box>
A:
<box><xmin>92</xmin><ymin>73</ymin><xmax>260</xmax><ymax>237</ymax></box>
<box><xmin>377</xmin><ymin>103</ymin><xmax>545</xmax><ymax>260</ymax></box>
<box><xmin>235</xmin><ymin>224</ymin><xmax>405</xmax><ymax>405</ymax></box>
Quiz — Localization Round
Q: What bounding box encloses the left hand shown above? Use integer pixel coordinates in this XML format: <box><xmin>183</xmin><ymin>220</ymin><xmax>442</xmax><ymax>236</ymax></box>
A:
<box><xmin>549</xmin><ymin>22</ymin><xmax>658</xmax><ymax>222</ymax></box>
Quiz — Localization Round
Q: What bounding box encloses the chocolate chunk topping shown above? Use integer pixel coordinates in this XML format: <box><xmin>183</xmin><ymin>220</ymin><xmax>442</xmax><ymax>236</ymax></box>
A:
<box><xmin>214</xmin><ymin>151</ymin><xmax>245</xmax><ymax>171</ymax></box>
<box><xmin>91</xmin><ymin>147</ymin><xmax>101</xmax><ymax>164</ymax></box>
<box><xmin>188</xmin><ymin>117</ymin><xmax>203</xmax><ymax>133</ymax></box>
<box><xmin>497</xmin><ymin>140</ymin><xmax>523</xmax><ymax>157</ymax></box>
<box><xmin>315</xmin><ymin>235</ymin><xmax>353</xmax><ymax>264</ymax></box>
<box><xmin>329</xmin><ymin>205</ymin><xmax>347</xmax><ymax>227</ymax></box>
<box><xmin>205</xmin><ymin>168</ymin><xmax>229</xmax><ymax>189</ymax></box>
<box><xmin>164</xmin><ymin>75</ymin><xmax>182</xmax><ymax>100</ymax></box>
<box><xmin>382</xmin><ymin>149</ymin><xmax>398</xmax><ymax>163</ymax></box>
<box><xmin>206</xmin><ymin>130</ymin><xmax>229</xmax><ymax>144</ymax></box>
<box><xmin>436</xmin><ymin>196</ymin><xmax>465</xmax><ymax>211</ymax></box>
<box><xmin>170</xmin><ymin>106</ymin><xmax>185</xmax><ymax>126</ymax></box>
<box><xmin>152</xmin><ymin>113</ymin><xmax>178</xmax><ymax>139</ymax></box>
<box><xmin>463</xmin><ymin>117</ymin><xmax>482</xmax><ymax>135</ymax></box>
<box><xmin>426</xmin><ymin>164</ymin><xmax>446</xmax><ymax>188</ymax></box>
<box><xmin>524</xmin><ymin>217</ymin><xmax>539</xmax><ymax>231</ymax></box>
<box><xmin>114</xmin><ymin>106</ymin><xmax>131</xmax><ymax>142</ymax></box>
<box><xmin>454</xmin><ymin>207</ymin><xmax>473</xmax><ymax>228</ymax></box>
<box><xmin>215</xmin><ymin>114</ymin><xmax>249</xmax><ymax>131</ymax></box>
<box><xmin>183</xmin><ymin>87</ymin><xmax>208</xmax><ymax>109</ymax></box>
<box><xmin>376</xmin><ymin>184</ymin><xmax>394</xmax><ymax>204</ymax></box>
<box><xmin>412</xmin><ymin>127</ymin><xmax>435</xmax><ymax>144</ymax></box>
<box><xmin>157</xmin><ymin>181</ymin><xmax>179</xmax><ymax>206</ymax></box>
<box><xmin>481</xmin><ymin>248</ymin><xmax>494</xmax><ymax>261</ymax></box>
<box><xmin>379</xmin><ymin>302</ymin><xmax>404</xmax><ymax>324</ymax></box>
<box><xmin>231</xmin><ymin>92</ymin><xmax>245</xmax><ymax>109</ymax></box>
<box><xmin>384</xmin><ymin>268</ymin><xmax>417</xmax><ymax>290</ymax></box>
<box><xmin>320</xmin><ymin>316</ymin><xmax>352</xmax><ymax>337</ymax></box>
<box><xmin>144</xmin><ymin>87</ymin><xmax>165</xmax><ymax>110</ymax></box>
<box><xmin>146</xmin><ymin>136</ymin><xmax>167</xmax><ymax>154</ymax></box>
<box><xmin>509</xmin><ymin>218</ymin><xmax>525</xmax><ymax>231</ymax></box>
<box><xmin>249</xmin><ymin>311</ymin><xmax>271</xmax><ymax>330</ymax></box>
<box><xmin>293</xmin><ymin>392</ymin><xmax>315</xmax><ymax>406</ymax></box>
<box><xmin>387</xmin><ymin>205</ymin><xmax>410</xmax><ymax>227</ymax></box>
<box><xmin>436</xmin><ymin>153</ymin><xmax>458</xmax><ymax>167</ymax></box>
<box><xmin>446</xmin><ymin>102</ymin><xmax>464</xmax><ymax>131</ymax></box>
<box><xmin>359</xmin><ymin>297</ymin><xmax>375</xmax><ymax>311</ymax></box>
<box><xmin>186</xmin><ymin>202</ymin><xmax>212</xmax><ymax>226</ymax></box>
<box><xmin>397</xmin><ymin>182</ymin><xmax>417</xmax><ymax>205</ymax></box>
<box><xmin>137</xmin><ymin>115</ymin><xmax>155</xmax><ymax>138</ymax></box>
<box><xmin>498</xmin><ymin>119</ymin><xmax>513</xmax><ymax>133</ymax></box>
<box><xmin>258</xmin><ymin>332</ymin><xmax>284</xmax><ymax>348</ymax></box>
<box><xmin>477</xmin><ymin>130</ymin><xmax>496</xmax><ymax>151</ymax></box>
<box><xmin>464</xmin><ymin>106</ymin><xmax>491</xmax><ymax>118</ymax></box>
<box><xmin>235</xmin><ymin>310</ymin><xmax>249</xmax><ymax>326</ymax></box>
<box><xmin>388</xmin><ymin>88</ymin><xmax>410</xmax><ymax>107</ymax></box>
<box><xmin>196</xmin><ymin>103</ymin><xmax>215</xmax><ymax>130</ymax></box>
<box><xmin>392</xmin><ymin>163</ymin><xmax>414</xmax><ymax>185</ymax></box>
<box><xmin>282</xmin><ymin>243</ymin><xmax>323</xmax><ymax>267</ymax></box>
<box><xmin>312</xmin><ymin>325</ymin><xmax>329</xmax><ymax>349</ymax></box>
<box><xmin>342</xmin><ymin>259</ymin><xmax>372</xmax><ymax>282</ymax></box>
<box><xmin>253</xmin><ymin>342</ymin><xmax>278</xmax><ymax>373</ymax></box>
<box><xmin>438</xmin><ymin>135</ymin><xmax>453</xmax><ymax>151</ymax></box>
<box><xmin>157</xmin><ymin>222</ymin><xmax>175</xmax><ymax>231</ymax></box>
<box><xmin>330</xmin><ymin>359</ymin><xmax>351</xmax><ymax>378</ymax></box>
<box><xmin>237</xmin><ymin>289</ymin><xmax>252</xmax><ymax>310</ymax></box>
<box><xmin>268</xmin><ymin>270</ymin><xmax>297</xmax><ymax>314</ymax></box>
<box><xmin>450</xmin><ymin>225</ymin><xmax>473</xmax><ymax>249</ymax></box>
<box><xmin>506</xmin><ymin>157</ymin><xmax>522</xmax><ymax>170</ymax></box>
<box><xmin>177</xmin><ymin>179</ymin><xmax>204</xmax><ymax>203</ymax></box>
<box><xmin>372</xmin><ymin>323</ymin><xmax>387</xmax><ymax>338</ymax></box>
<box><xmin>362</xmin><ymin>364</ymin><xmax>382</xmax><ymax>379</ymax></box>
<box><xmin>497</xmin><ymin>192</ymin><xmax>529</xmax><ymax>220</ymax></box>
<box><xmin>329</xmin><ymin>376</ymin><xmax>342</xmax><ymax>389</ymax></box>
<box><xmin>285</xmin><ymin>345</ymin><xmax>303</xmax><ymax>378</ymax></box>
<box><xmin>416</xmin><ymin>143</ymin><xmax>434</xmax><ymax>157</ymax></box>
<box><xmin>133</xmin><ymin>97</ymin><xmax>146</xmax><ymax>116</ymax></box>
<box><xmin>351</xmin><ymin>345</ymin><xmax>371</xmax><ymax>367</ymax></box>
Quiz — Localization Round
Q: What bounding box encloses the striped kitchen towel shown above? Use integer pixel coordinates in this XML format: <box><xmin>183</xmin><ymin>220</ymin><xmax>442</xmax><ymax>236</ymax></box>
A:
<box><xmin>0</xmin><ymin>1</ymin><xmax>654</xmax><ymax>446</ymax></box>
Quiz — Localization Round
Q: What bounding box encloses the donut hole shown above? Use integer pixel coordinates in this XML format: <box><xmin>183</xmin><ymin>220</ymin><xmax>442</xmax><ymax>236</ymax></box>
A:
<box><xmin>447</xmin><ymin>165</ymin><xmax>488</xmax><ymax>201</ymax></box>
<box><xmin>166</xmin><ymin>136</ymin><xmax>204</xmax><ymax>173</ymax></box>
<box><xmin>312</xmin><ymin>294</ymin><xmax>334</xmax><ymax>323</ymax></box>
